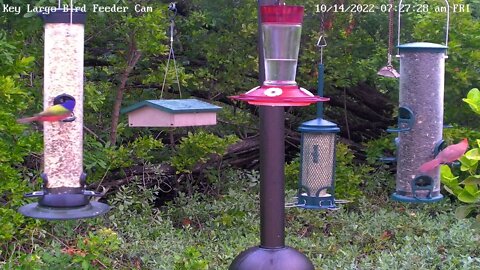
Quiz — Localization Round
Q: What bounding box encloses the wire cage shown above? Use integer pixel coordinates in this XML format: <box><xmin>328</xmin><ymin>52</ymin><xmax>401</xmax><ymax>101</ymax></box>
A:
<box><xmin>297</xmin><ymin>119</ymin><xmax>339</xmax><ymax>209</ymax></box>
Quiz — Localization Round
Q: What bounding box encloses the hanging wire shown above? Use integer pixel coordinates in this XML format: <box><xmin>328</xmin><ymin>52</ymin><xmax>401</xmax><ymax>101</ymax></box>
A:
<box><xmin>161</xmin><ymin>3</ymin><xmax>182</xmax><ymax>98</ymax></box>
<box><xmin>65</xmin><ymin>0</ymin><xmax>73</xmax><ymax>37</ymax></box>
<box><xmin>377</xmin><ymin>0</ymin><xmax>400</xmax><ymax>78</ymax></box>
<box><xmin>387</xmin><ymin>0</ymin><xmax>394</xmax><ymax>65</ymax></box>
<box><xmin>316</xmin><ymin>6</ymin><xmax>327</xmax><ymax>64</ymax></box>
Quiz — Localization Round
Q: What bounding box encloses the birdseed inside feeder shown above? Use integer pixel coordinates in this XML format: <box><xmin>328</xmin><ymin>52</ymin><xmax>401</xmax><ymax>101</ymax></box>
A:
<box><xmin>18</xmin><ymin>9</ymin><xmax>109</xmax><ymax>220</ymax></box>
<box><xmin>390</xmin><ymin>0</ymin><xmax>450</xmax><ymax>202</ymax></box>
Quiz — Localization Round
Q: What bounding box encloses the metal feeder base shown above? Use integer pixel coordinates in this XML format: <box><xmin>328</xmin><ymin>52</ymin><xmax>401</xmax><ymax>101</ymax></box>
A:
<box><xmin>391</xmin><ymin>193</ymin><xmax>443</xmax><ymax>203</ymax></box>
<box><xmin>229</xmin><ymin>246</ymin><xmax>314</xmax><ymax>270</ymax></box>
<box><xmin>18</xmin><ymin>202</ymin><xmax>110</xmax><ymax>220</ymax></box>
<box><xmin>298</xmin><ymin>195</ymin><xmax>338</xmax><ymax>210</ymax></box>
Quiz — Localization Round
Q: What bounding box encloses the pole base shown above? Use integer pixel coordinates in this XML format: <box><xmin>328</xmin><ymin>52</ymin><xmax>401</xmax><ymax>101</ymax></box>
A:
<box><xmin>391</xmin><ymin>193</ymin><xmax>443</xmax><ymax>203</ymax></box>
<box><xmin>229</xmin><ymin>246</ymin><xmax>314</xmax><ymax>270</ymax></box>
<box><xmin>18</xmin><ymin>202</ymin><xmax>110</xmax><ymax>220</ymax></box>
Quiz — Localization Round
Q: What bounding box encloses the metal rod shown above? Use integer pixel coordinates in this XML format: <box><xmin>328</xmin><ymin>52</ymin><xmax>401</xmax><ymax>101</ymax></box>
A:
<box><xmin>397</xmin><ymin>0</ymin><xmax>450</xmax><ymax>47</ymax></box>
<box><xmin>259</xmin><ymin>106</ymin><xmax>285</xmax><ymax>248</ymax></box>
<box><xmin>317</xmin><ymin>63</ymin><xmax>324</xmax><ymax>119</ymax></box>
<box><xmin>258</xmin><ymin>0</ymin><xmax>285</xmax><ymax>249</ymax></box>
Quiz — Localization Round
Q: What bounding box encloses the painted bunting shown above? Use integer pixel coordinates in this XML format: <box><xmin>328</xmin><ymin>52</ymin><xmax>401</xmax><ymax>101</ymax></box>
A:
<box><xmin>17</xmin><ymin>98</ymin><xmax>75</xmax><ymax>124</ymax></box>
<box><xmin>418</xmin><ymin>138</ymin><xmax>469</xmax><ymax>173</ymax></box>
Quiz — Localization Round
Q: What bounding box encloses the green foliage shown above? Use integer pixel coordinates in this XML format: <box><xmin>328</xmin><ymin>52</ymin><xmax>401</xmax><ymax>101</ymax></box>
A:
<box><xmin>174</xmin><ymin>246</ymin><xmax>209</xmax><ymax>270</ymax></box>
<box><xmin>363</xmin><ymin>134</ymin><xmax>397</xmax><ymax>165</ymax></box>
<box><xmin>335</xmin><ymin>143</ymin><xmax>372</xmax><ymax>200</ymax></box>
<box><xmin>0</xmin><ymin>30</ymin><xmax>42</xmax><ymax>256</ymax></box>
<box><xmin>463</xmin><ymin>88</ymin><xmax>480</xmax><ymax>115</ymax></box>
<box><xmin>285</xmin><ymin>156</ymin><xmax>301</xmax><ymax>191</ymax></box>
<box><xmin>441</xmin><ymin>88</ymin><xmax>480</xmax><ymax>230</ymax></box>
<box><xmin>170</xmin><ymin>131</ymin><xmax>238</xmax><ymax>174</ymax></box>
<box><xmin>84</xmin><ymin>135</ymin><xmax>164</xmax><ymax>180</ymax></box>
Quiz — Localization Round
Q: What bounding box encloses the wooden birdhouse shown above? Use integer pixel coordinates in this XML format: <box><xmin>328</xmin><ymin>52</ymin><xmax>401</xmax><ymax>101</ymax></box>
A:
<box><xmin>121</xmin><ymin>99</ymin><xmax>221</xmax><ymax>127</ymax></box>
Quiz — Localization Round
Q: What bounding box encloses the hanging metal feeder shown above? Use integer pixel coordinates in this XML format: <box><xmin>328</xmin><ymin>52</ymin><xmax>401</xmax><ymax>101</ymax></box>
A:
<box><xmin>296</xmin><ymin>35</ymin><xmax>340</xmax><ymax>209</ymax></box>
<box><xmin>230</xmin><ymin>5</ymin><xmax>328</xmax><ymax>106</ymax></box>
<box><xmin>18</xmin><ymin>8</ymin><xmax>109</xmax><ymax>219</ymax></box>
<box><xmin>297</xmin><ymin>119</ymin><xmax>339</xmax><ymax>209</ymax></box>
<box><xmin>390</xmin><ymin>0</ymin><xmax>450</xmax><ymax>203</ymax></box>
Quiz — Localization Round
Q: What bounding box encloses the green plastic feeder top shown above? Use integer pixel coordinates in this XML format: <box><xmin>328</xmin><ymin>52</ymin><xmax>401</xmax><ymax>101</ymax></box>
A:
<box><xmin>121</xmin><ymin>99</ymin><xmax>221</xmax><ymax>114</ymax></box>
<box><xmin>397</xmin><ymin>42</ymin><xmax>448</xmax><ymax>53</ymax></box>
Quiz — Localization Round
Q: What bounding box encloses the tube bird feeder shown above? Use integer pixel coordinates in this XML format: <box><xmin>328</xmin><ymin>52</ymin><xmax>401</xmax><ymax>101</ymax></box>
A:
<box><xmin>18</xmin><ymin>10</ymin><xmax>109</xmax><ymax>219</ymax></box>
<box><xmin>389</xmin><ymin>0</ymin><xmax>449</xmax><ymax>202</ymax></box>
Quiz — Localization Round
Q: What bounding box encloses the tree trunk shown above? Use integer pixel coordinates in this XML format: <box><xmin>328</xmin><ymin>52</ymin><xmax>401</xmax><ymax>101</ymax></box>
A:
<box><xmin>109</xmin><ymin>35</ymin><xmax>142</xmax><ymax>145</ymax></box>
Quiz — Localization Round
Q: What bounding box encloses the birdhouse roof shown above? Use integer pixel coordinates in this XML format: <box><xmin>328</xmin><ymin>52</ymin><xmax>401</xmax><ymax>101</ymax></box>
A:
<box><xmin>121</xmin><ymin>99</ymin><xmax>222</xmax><ymax>114</ymax></box>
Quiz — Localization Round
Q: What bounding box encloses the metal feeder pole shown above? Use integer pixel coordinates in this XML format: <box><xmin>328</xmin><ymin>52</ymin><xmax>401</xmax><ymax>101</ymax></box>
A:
<box><xmin>229</xmin><ymin>1</ymin><xmax>314</xmax><ymax>269</ymax></box>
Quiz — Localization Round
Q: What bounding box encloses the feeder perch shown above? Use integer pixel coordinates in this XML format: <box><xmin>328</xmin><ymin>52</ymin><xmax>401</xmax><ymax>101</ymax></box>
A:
<box><xmin>230</xmin><ymin>5</ymin><xmax>328</xmax><ymax>106</ymax></box>
<box><xmin>121</xmin><ymin>99</ymin><xmax>221</xmax><ymax>127</ymax></box>
<box><xmin>387</xmin><ymin>106</ymin><xmax>415</xmax><ymax>133</ymax></box>
<box><xmin>297</xmin><ymin>118</ymin><xmax>339</xmax><ymax>209</ymax></box>
<box><xmin>379</xmin><ymin>137</ymin><xmax>399</xmax><ymax>164</ymax></box>
<box><xmin>18</xmin><ymin>9</ymin><xmax>109</xmax><ymax>219</ymax></box>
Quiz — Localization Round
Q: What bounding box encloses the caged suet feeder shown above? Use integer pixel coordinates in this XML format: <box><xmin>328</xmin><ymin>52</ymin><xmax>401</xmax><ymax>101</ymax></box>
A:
<box><xmin>18</xmin><ymin>9</ymin><xmax>109</xmax><ymax>220</ymax></box>
<box><xmin>296</xmin><ymin>35</ymin><xmax>340</xmax><ymax>210</ymax></box>
<box><xmin>389</xmin><ymin>0</ymin><xmax>450</xmax><ymax>203</ymax></box>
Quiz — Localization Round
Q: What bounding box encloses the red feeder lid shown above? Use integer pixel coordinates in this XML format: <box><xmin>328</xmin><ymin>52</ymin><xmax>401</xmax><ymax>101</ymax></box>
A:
<box><xmin>261</xmin><ymin>5</ymin><xmax>304</xmax><ymax>24</ymax></box>
<box><xmin>230</xmin><ymin>85</ymin><xmax>329</xmax><ymax>106</ymax></box>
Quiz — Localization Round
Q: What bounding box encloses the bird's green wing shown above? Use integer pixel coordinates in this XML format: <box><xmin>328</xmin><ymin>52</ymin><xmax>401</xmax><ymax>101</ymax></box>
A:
<box><xmin>37</xmin><ymin>104</ymin><xmax>71</xmax><ymax>116</ymax></box>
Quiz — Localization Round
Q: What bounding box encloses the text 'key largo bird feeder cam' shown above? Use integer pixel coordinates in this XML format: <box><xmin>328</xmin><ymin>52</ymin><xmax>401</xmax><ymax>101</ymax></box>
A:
<box><xmin>18</xmin><ymin>8</ymin><xmax>110</xmax><ymax>220</ymax></box>
<box><xmin>230</xmin><ymin>3</ymin><xmax>330</xmax><ymax>270</ymax></box>
<box><xmin>389</xmin><ymin>0</ymin><xmax>450</xmax><ymax>203</ymax></box>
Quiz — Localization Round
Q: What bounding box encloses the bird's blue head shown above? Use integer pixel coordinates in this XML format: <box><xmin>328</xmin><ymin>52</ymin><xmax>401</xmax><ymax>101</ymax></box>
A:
<box><xmin>61</xmin><ymin>99</ymin><xmax>76</xmax><ymax>111</ymax></box>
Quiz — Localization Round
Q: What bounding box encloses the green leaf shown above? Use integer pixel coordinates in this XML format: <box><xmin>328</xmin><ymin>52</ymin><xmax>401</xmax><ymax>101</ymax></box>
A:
<box><xmin>465</xmin><ymin>148</ymin><xmax>480</xmax><ymax>160</ymax></box>
<box><xmin>463</xmin><ymin>88</ymin><xmax>480</xmax><ymax>114</ymax></box>
<box><xmin>455</xmin><ymin>205</ymin><xmax>476</xmax><ymax>219</ymax></box>
<box><xmin>440</xmin><ymin>165</ymin><xmax>458</xmax><ymax>182</ymax></box>
<box><xmin>458</xmin><ymin>190</ymin><xmax>479</xmax><ymax>203</ymax></box>
<box><xmin>462</xmin><ymin>175</ymin><xmax>480</xmax><ymax>185</ymax></box>
<box><xmin>464</xmin><ymin>184</ymin><xmax>479</xmax><ymax>195</ymax></box>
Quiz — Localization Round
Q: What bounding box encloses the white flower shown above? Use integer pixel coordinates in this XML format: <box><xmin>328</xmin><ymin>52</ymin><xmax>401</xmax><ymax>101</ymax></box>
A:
<box><xmin>264</xmin><ymin>87</ymin><xmax>283</xmax><ymax>97</ymax></box>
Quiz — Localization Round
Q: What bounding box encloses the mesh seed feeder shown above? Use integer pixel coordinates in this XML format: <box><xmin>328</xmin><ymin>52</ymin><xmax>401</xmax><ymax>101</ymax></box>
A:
<box><xmin>389</xmin><ymin>0</ymin><xmax>449</xmax><ymax>202</ymax></box>
<box><xmin>230</xmin><ymin>5</ymin><xmax>328</xmax><ymax>106</ymax></box>
<box><xmin>18</xmin><ymin>9</ymin><xmax>109</xmax><ymax>219</ymax></box>
<box><xmin>296</xmin><ymin>34</ymin><xmax>339</xmax><ymax>210</ymax></box>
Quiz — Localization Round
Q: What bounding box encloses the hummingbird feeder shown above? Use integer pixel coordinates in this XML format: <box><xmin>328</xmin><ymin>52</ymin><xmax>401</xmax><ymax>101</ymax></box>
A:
<box><xmin>18</xmin><ymin>9</ymin><xmax>109</xmax><ymax>219</ymax></box>
<box><xmin>229</xmin><ymin>3</ymin><xmax>318</xmax><ymax>270</ymax></box>
<box><xmin>389</xmin><ymin>0</ymin><xmax>450</xmax><ymax>203</ymax></box>
<box><xmin>230</xmin><ymin>5</ymin><xmax>328</xmax><ymax>106</ymax></box>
